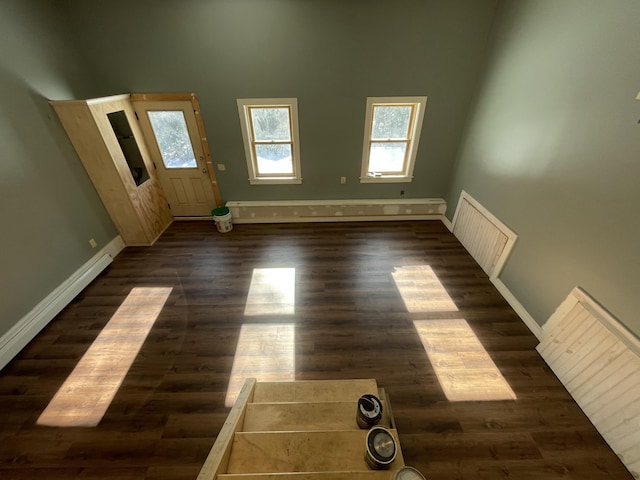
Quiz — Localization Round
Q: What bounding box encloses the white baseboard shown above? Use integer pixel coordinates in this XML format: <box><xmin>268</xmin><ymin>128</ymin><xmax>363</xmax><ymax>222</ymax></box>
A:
<box><xmin>441</xmin><ymin>215</ymin><xmax>453</xmax><ymax>232</ymax></box>
<box><xmin>226</xmin><ymin>198</ymin><xmax>447</xmax><ymax>223</ymax></box>
<box><xmin>492</xmin><ymin>277</ymin><xmax>543</xmax><ymax>340</ymax></box>
<box><xmin>0</xmin><ymin>235</ymin><xmax>125</xmax><ymax>371</ymax></box>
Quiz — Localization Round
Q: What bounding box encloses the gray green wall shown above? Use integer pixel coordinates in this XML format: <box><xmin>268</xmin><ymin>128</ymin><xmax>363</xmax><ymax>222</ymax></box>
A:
<box><xmin>1</xmin><ymin>0</ymin><xmax>499</xmax><ymax>341</ymax></box>
<box><xmin>0</xmin><ymin>1</ymin><xmax>117</xmax><ymax>337</ymax></box>
<box><xmin>4</xmin><ymin>0</ymin><xmax>638</xmax><ymax>348</ymax></box>
<box><xmin>61</xmin><ymin>0</ymin><xmax>498</xmax><ymax>201</ymax></box>
<box><xmin>446</xmin><ymin>0</ymin><xmax>640</xmax><ymax>336</ymax></box>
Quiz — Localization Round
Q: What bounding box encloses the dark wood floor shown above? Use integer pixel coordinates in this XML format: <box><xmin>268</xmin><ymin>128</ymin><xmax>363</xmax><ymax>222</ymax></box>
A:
<box><xmin>0</xmin><ymin>221</ymin><xmax>632</xmax><ymax>479</ymax></box>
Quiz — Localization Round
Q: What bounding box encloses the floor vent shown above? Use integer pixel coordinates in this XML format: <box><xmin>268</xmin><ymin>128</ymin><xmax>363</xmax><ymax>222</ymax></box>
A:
<box><xmin>538</xmin><ymin>287</ymin><xmax>640</xmax><ymax>478</ymax></box>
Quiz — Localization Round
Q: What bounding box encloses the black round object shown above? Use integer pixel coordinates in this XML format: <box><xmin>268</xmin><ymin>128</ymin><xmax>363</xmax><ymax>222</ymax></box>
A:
<box><xmin>356</xmin><ymin>394</ymin><xmax>383</xmax><ymax>429</ymax></box>
<box><xmin>365</xmin><ymin>425</ymin><xmax>397</xmax><ymax>469</ymax></box>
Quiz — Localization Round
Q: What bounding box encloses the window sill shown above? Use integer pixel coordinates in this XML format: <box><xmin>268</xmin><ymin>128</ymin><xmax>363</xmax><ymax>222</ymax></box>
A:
<box><xmin>249</xmin><ymin>178</ymin><xmax>303</xmax><ymax>185</ymax></box>
<box><xmin>359</xmin><ymin>175</ymin><xmax>413</xmax><ymax>184</ymax></box>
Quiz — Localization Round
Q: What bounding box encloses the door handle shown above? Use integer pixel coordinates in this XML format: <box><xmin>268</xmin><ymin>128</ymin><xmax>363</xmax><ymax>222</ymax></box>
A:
<box><xmin>202</xmin><ymin>168</ymin><xmax>207</xmax><ymax>174</ymax></box>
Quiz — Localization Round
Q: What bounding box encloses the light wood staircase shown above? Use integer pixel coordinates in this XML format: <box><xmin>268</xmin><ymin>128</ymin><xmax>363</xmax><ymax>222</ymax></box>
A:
<box><xmin>197</xmin><ymin>378</ymin><xmax>405</xmax><ymax>480</ymax></box>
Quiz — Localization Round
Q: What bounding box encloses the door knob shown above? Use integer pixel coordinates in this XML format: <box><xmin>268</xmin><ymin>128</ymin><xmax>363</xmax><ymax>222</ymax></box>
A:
<box><xmin>202</xmin><ymin>168</ymin><xmax>207</xmax><ymax>174</ymax></box>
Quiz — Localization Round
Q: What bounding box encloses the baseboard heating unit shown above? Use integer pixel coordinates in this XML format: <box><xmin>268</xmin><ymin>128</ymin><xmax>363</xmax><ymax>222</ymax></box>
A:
<box><xmin>537</xmin><ymin>287</ymin><xmax>640</xmax><ymax>478</ymax></box>
<box><xmin>226</xmin><ymin>199</ymin><xmax>446</xmax><ymax>223</ymax></box>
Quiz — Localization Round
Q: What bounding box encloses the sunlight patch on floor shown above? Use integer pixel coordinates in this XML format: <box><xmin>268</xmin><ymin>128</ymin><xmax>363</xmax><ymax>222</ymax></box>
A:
<box><xmin>37</xmin><ymin>287</ymin><xmax>172</xmax><ymax>427</ymax></box>
<box><xmin>225</xmin><ymin>323</ymin><xmax>295</xmax><ymax>407</ymax></box>
<box><xmin>244</xmin><ymin>268</ymin><xmax>296</xmax><ymax>316</ymax></box>
<box><xmin>413</xmin><ymin>319</ymin><xmax>516</xmax><ymax>401</ymax></box>
<box><xmin>392</xmin><ymin>265</ymin><xmax>458</xmax><ymax>312</ymax></box>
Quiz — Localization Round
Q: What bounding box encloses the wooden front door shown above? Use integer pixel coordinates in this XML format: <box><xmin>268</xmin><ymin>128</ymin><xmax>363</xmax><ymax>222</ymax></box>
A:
<box><xmin>134</xmin><ymin>99</ymin><xmax>219</xmax><ymax>217</ymax></box>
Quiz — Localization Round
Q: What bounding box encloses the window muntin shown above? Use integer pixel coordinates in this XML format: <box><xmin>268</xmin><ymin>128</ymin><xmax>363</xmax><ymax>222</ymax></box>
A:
<box><xmin>238</xmin><ymin>99</ymin><xmax>302</xmax><ymax>184</ymax></box>
<box><xmin>360</xmin><ymin>97</ymin><xmax>427</xmax><ymax>183</ymax></box>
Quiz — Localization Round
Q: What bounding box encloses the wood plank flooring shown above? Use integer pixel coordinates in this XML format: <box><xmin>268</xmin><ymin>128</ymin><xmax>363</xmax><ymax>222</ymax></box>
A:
<box><xmin>0</xmin><ymin>220</ymin><xmax>632</xmax><ymax>479</ymax></box>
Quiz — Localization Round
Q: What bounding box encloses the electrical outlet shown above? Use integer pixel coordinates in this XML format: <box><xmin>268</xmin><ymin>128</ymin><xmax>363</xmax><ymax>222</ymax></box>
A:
<box><xmin>217</xmin><ymin>164</ymin><xmax>226</xmax><ymax>171</ymax></box>
<box><xmin>340</xmin><ymin>176</ymin><xmax>346</xmax><ymax>184</ymax></box>
<box><xmin>89</xmin><ymin>238</ymin><xmax>97</xmax><ymax>248</ymax></box>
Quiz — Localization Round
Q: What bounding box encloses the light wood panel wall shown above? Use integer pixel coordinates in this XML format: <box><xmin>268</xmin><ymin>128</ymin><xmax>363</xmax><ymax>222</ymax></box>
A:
<box><xmin>452</xmin><ymin>190</ymin><xmax>517</xmax><ymax>279</ymax></box>
<box><xmin>51</xmin><ymin>95</ymin><xmax>172</xmax><ymax>246</ymax></box>
<box><xmin>538</xmin><ymin>287</ymin><xmax>640</xmax><ymax>478</ymax></box>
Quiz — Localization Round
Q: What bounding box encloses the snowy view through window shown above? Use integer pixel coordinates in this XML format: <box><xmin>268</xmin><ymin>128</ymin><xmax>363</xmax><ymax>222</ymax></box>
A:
<box><xmin>147</xmin><ymin>111</ymin><xmax>197</xmax><ymax>169</ymax></box>
<box><xmin>250</xmin><ymin>107</ymin><xmax>294</xmax><ymax>174</ymax></box>
<box><xmin>368</xmin><ymin>105</ymin><xmax>411</xmax><ymax>173</ymax></box>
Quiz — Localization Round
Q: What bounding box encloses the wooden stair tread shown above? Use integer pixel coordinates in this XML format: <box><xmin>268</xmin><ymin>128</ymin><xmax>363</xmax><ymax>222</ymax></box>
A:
<box><xmin>244</xmin><ymin>402</ymin><xmax>360</xmax><ymax>432</ymax></box>
<box><xmin>243</xmin><ymin>399</ymin><xmax>392</xmax><ymax>432</ymax></box>
<box><xmin>252</xmin><ymin>379</ymin><xmax>378</xmax><ymax>403</ymax></box>
<box><xmin>197</xmin><ymin>379</ymin><xmax>402</xmax><ymax>480</ymax></box>
<box><xmin>227</xmin><ymin>430</ymin><xmax>404</xmax><ymax>473</ymax></box>
<box><xmin>218</xmin><ymin>472</ymin><xmax>399</xmax><ymax>480</ymax></box>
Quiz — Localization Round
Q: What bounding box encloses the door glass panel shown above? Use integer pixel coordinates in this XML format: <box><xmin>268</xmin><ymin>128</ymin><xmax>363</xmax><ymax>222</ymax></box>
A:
<box><xmin>147</xmin><ymin>111</ymin><xmax>197</xmax><ymax>169</ymax></box>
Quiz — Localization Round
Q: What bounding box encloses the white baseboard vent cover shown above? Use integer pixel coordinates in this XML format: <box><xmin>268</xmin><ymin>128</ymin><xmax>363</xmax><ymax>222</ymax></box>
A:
<box><xmin>451</xmin><ymin>190</ymin><xmax>517</xmax><ymax>279</ymax></box>
<box><xmin>537</xmin><ymin>287</ymin><xmax>640</xmax><ymax>478</ymax></box>
<box><xmin>226</xmin><ymin>198</ymin><xmax>446</xmax><ymax>223</ymax></box>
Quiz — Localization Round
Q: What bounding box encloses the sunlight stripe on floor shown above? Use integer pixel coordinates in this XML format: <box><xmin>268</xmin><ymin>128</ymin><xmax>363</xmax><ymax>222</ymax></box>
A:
<box><xmin>37</xmin><ymin>287</ymin><xmax>172</xmax><ymax>427</ymax></box>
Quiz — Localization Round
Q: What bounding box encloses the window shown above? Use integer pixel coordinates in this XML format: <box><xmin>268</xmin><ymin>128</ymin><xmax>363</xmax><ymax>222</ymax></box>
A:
<box><xmin>237</xmin><ymin>98</ymin><xmax>302</xmax><ymax>184</ymax></box>
<box><xmin>146</xmin><ymin>111</ymin><xmax>197</xmax><ymax>169</ymax></box>
<box><xmin>360</xmin><ymin>96</ymin><xmax>427</xmax><ymax>183</ymax></box>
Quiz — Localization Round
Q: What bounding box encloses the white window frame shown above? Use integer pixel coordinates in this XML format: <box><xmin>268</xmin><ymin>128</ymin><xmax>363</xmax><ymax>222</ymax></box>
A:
<box><xmin>360</xmin><ymin>96</ymin><xmax>427</xmax><ymax>183</ymax></box>
<box><xmin>237</xmin><ymin>98</ymin><xmax>302</xmax><ymax>185</ymax></box>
